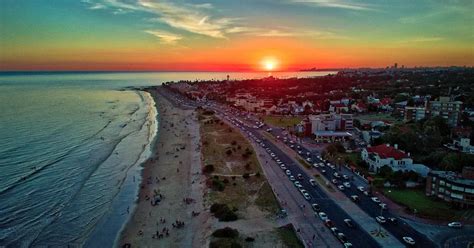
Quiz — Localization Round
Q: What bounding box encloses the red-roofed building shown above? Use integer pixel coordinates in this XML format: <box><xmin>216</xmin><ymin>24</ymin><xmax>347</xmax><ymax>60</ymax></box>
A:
<box><xmin>361</xmin><ymin>144</ymin><xmax>428</xmax><ymax>174</ymax></box>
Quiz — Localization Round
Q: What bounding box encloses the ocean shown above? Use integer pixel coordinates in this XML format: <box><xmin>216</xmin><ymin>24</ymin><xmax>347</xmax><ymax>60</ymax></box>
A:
<box><xmin>0</xmin><ymin>71</ymin><xmax>334</xmax><ymax>247</ymax></box>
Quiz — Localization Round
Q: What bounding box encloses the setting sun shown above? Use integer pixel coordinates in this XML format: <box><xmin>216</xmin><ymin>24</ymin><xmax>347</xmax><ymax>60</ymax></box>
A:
<box><xmin>262</xmin><ymin>57</ymin><xmax>278</xmax><ymax>71</ymax></box>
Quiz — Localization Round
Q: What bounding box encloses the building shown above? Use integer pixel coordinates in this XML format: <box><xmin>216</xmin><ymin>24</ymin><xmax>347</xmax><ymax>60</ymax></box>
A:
<box><xmin>425</xmin><ymin>167</ymin><xmax>474</xmax><ymax>208</ymax></box>
<box><xmin>426</xmin><ymin>96</ymin><xmax>463</xmax><ymax>127</ymax></box>
<box><xmin>309</xmin><ymin>113</ymin><xmax>353</xmax><ymax>142</ymax></box>
<box><xmin>404</xmin><ymin>106</ymin><xmax>426</xmax><ymax>122</ymax></box>
<box><xmin>361</xmin><ymin>144</ymin><xmax>429</xmax><ymax>176</ymax></box>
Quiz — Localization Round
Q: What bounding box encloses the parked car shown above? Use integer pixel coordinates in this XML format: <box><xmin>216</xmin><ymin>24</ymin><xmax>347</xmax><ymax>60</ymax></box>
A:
<box><xmin>343</xmin><ymin>242</ymin><xmax>353</xmax><ymax>248</ymax></box>
<box><xmin>448</xmin><ymin>222</ymin><xmax>463</xmax><ymax>228</ymax></box>
<box><xmin>363</xmin><ymin>191</ymin><xmax>370</xmax><ymax>196</ymax></box>
<box><xmin>388</xmin><ymin>217</ymin><xmax>398</xmax><ymax>224</ymax></box>
<box><xmin>297</xmin><ymin>174</ymin><xmax>303</xmax><ymax>180</ymax></box>
<box><xmin>285</xmin><ymin>170</ymin><xmax>291</xmax><ymax>175</ymax></box>
<box><xmin>371</xmin><ymin>197</ymin><xmax>380</xmax><ymax>203</ymax></box>
<box><xmin>289</xmin><ymin>175</ymin><xmax>295</xmax><ymax>181</ymax></box>
<box><xmin>303</xmin><ymin>192</ymin><xmax>311</xmax><ymax>200</ymax></box>
<box><xmin>379</xmin><ymin>203</ymin><xmax>387</xmax><ymax>209</ymax></box>
<box><xmin>311</xmin><ymin>203</ymin><xmax>321</xmax><ymax>211</ymax></box>
<box><xmin>350</xmin><ymin>195</ymin><xmax>359</xmax><ymax>202</ymax></box>
<box><xmin>337</xmin><ymin>233</ymin><xmax>348</xmax><ymax>243</ymax></box>
<box><xmin>330</xmin><ymin>227</ymin><xmax>339</xmax><ymax>235</ymax></box>
<box><xmin>333</xmin><ymin>172</ymin><xmax>341</xmax><ymax>178</ymax></box>
<box><xmin>375</xmin><ymin>216</ymin><xmax>386</xmax><ymax>224</ymax></box>
<box><xmin>294</xmin><ymin>181</ymin><xmax>302</xmax><ymax>188</ymax></box>
<box><xmin>357</xmin><ymin>186</ymin><xmax>365</xmax><ymax>192</ymax></box>
<box><xmin>318</xmin><ymin>212</ymin><xmax>328</xmax><ymax>221</ymax></box>
<box><xmin>338</xmin><ymin>185</ymin><xmax>345</xmax><ymax>191</ymax></box>
<box><xmin>402</xmin><ymin>236</ymin><xmax>416</xmax><ymax>246</ymax></box>
<box><xmin>344</xmin><ymin>218</ymin><xmax>354</xmax><ymax>227</ymax></box>
<box><xmin>342</xmin><ymin>174</ymin><xmax>349</xmax><ymax>180</ymax></box>
<box><xmin>343</xmin><ymin>182</ymin><xmax>351</xmax><ymax>188</ymax></box>
<box><xmin>324</xmin><ymin>219</ymin><xmax>334</xmax><ymax>227</ymax></box>
<box><xmin>309</xmin><ymin>179</ymin><xmax>316</xmax><ymax>186</ymax></box>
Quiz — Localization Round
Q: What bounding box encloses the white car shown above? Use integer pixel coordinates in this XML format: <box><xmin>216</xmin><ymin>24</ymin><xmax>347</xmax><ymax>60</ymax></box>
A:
<box><xmin>289</xmin><ymin>175</ymin><xmax>296</xmax><ymax>181</ymax></box>
<box><xmin>357</xmin><ymin>186</ymin><xmax>365</xmax><ymax>192</ymax></box>
<box><xmin>285</xmin><ymin>170</ymin><xmax>291</xmax><ymax>175</ymax></box>
<box><xmin>403</xmin><ymin>236</ymin><xmax>415</xmax><ymax>245</ymax></box>
<box><xmin>343</xmin><ymin>182</ymin><xmax>351</xmax><ymax>188</ymax></box>
<box><xmin>375</xmin><ymin>216</ymin><xmax>386</xmax><ymax>224</ymax></box>
<box><xmin>306</xmin><ymin>157</ymin><xmax>312</xmax><ymax>162</ymax></box>
<box><xmin>338</xmin><ymin>185</ymin><xmax>345</xmax><ymax>190</ymax></box>
<box><xmin>448</xmin><ymin>222</ymin><xmax>462</xmax><ymax>228</ymax></box>
<box><xmin>371</xmin><ymin>197</ymin><xmax>380</xmax><ymax>203</ymax></box>
<box><xmin>318</xmin><ymin>212</ymin><xmax>328</xmax><ymax>221</ymax></box>
<box><xmin>342</xmin><ymin>174</ymin><xmax>349</xmax><ymax>180</ymax></box>
<box><xmin>379</xmin><ymin>203</ymin><xmax>387</xmax><ymax>209</ymax></box>
<box><xmin>294</xmin><ymin>181</ymin><xmax>302</xmax><ymax>188</ymax></box>
<box><xmin>309</xmin><ymin>179</ymin><xmax>316</xmax><ymax>186</ymax></box>
<box><xmin>313</xmin><ymin>163</ymin><xmax>319</xmax><ymax>168</ymax></box>
<box><xmin>303</xmin><ymin>192</ymin><xmax>311</xmax><ymax>200</ymax></box>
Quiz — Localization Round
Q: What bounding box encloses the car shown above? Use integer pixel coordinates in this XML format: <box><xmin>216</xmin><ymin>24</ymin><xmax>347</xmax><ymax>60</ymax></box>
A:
<box><xmin>266</xmin><ymin>128</ymin><xmax>273</xmax><ymax>132</ymax></box>
<box><xmin>303</xmin><ymin>193</ymin><xmax>311</xmax><ymax>200</ymax></box>
<box><xmin>342</xmin><ymin>174</ymin><xmax>349</xmax><ymax>180</ymax></box>
<box><xmin>298</xmin><ymin>151</ymin><xmax>302</xmax><ymax>154</ymax></box>
<box><xmin>337</xmin><ymin>233</ymin><xmax>347</xmax><ymax>243</ymax></box>
<box><xmin>309</xmin><ymin>179</ymin><xmax>316</xmax><ymax>186</ymax></box>
<box><xmin>306</xmin><ymin>151</ymin><xmax>311</xmax><ymax>156</ymax></box>
<box><xmin>333</xmin><ymin>172</ymin><xmax>341</xmax><ymax>178</ymax></box>
<box><xmin>289</xmin><ymin>175</ymin><xmax>295</xmax><ymax>181</ymax></box>
<box><xmin>321</xmin><ymin>169</ymin><xmax>326</xmax><ymax>174</ymax></box>
<box><xmin>363</xmin><ymin>191</ymin><xmax>370</xmax><ymax>196</ymax></box>
<box><xmin>331</xmin><ymin>179</ymin><xmax>338</xmax><ymax>184</ymax></box>
<box><xmin>448</xmin><ymin>222</ymin><xmax>463</xmax><ymax>228</ymax></box>
<box><xmin>343</xmin><ymin>182</ymin><xmax>351</xmax><ymax>188</ymax></box>
<box><xmin>280</xmin><ymin>165</ymin><xmax>287</xmax><ymax>170</ymax></box>
<box><xmin>306</xmin><ymin>157</ymin><xmax>312</xmax><ymax>162</ymax></box>
<box><xmin>300</xmin><ymin>189</ymin><xmax>307</xmax><ymax>194</ymax></box>
<box><xmin>357</xmin><ymin>186</ymin><xmax>365</xmax><ymax>192</ymax></box>
<box><xmin>330</xmin><ymin>227</ymin><xmax>339</xmax><ymax>235</ymax></box>
<box><xmin>290</xmin><ymin>145</ymin><xmax>295</xmax><ymax>148</ymax></box>
<box><xmin>371</xmin><ymin>197</ymin><xmax>380</xmax><ymax>203</ymax></box>
<box><xmin>285</xmin><ymin>170</ymin><xmax>291</xmax><ymax>175</ymax></box>
<box><xmin>297</xmin><ymin>174</ymin><xmax>303</xmax><ymax>180</ymax></box>
<box><xmin>402</xmin><ymin>236</ymin><xmax>416</xmax><ymax>245</ymax></box>
<box><xmin>318</xmin><ymin>212</ymin><xmax>328</xmax><ymax>221</ymax></box>
<box><xmin>294</xmin><ymin>181</ymin><xmax>302</xmax><ymax>188</ymax></box>
<box><xmin>277</xmin><ymin>160</ymin><xmax>282</xmax><ymax>165</ymax></box>
<box><xmin>324</xmin><ymin>219</ymin><xmax>334</xmax><ymax>227</ymax></box>
<box><xmin>311</xmin><ymin>203</ymin><xmax>321</xmax><ymax>211</ymax></box>
<box><xmin>312</xmin><ymin>163</ymin><xmax>319</xmax><ymax>168</ymax></box>
<box><xmin>338</xmin><ymin>185</ymin><xmax>345</xmax><ymax>190</ymax></box>
<box><xmin>388</xmin><ymin>217</ymin><xmax>398</xmax><ymax>224</ymax></box>
<box><xmin>344</xmin><ymin>219</ymin><xmax>354</xmax><ymax>227</ymax></box>
<box><xmin>343</xmin><ymin>242</ymin><xmax>353</xmax><ymax>248</ymax></box>
<box><xmin>319</xmin><ymin>163</ymin><xmax>325</xmax><ymax>167</ymax></box>
<box><xmin>270</xmin><ymin>153</ymin><xmax>276</xmax><ymax>157</ymax></box>
<box><xmin>376</xmin><ymin>216</ymin><xmax>386</xmax><ymax>224</ymax></box>
<box><xmin>379</xmin><ymin>203</ymin><xmax>387</xmax><ymax>209</ymax></box>
<box><xmin>350</xmin><ymin>195</ymin><xmax>359</xmax><ymax>201</ymax></box>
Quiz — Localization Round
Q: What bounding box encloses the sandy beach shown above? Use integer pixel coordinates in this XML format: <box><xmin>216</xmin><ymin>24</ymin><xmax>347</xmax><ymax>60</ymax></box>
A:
<box><xmin>119</xmin><ymin>87</ymin><xmax>208</xmax><ymax>247</ymax></box>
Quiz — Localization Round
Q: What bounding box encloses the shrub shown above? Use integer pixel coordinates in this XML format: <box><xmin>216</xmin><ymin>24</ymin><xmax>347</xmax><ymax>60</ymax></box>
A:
<box><xmin>209</xmin><ymin>239</ymin><xmax>242</xmax><ymax>248</ymax></box>
<box><xmin>210</xmin><ymin>203</ymin><xmax>238</xmax><ymax>221</ymax></box>
<box><xmin>245</xmin><ymin>237</ymin><xmax>255</xmax><ymax>242</ymax></box>
<box><xmin>211</xmin><ymin>178</ymin><xmax>226</xmax><ymax>191</ymax></box>
<box><xmin>203</xmin><ymin>164</ymin><xmax>215</xmax><ymax>174</ymax></box>
<box><xmin>212</xmin><ymin>227</ymin><xmax>239</xmax><ymax>238</ymax></box>
<box><xmin>226</xmin><ymin>149</ymin><xmax>233</xmax><ymax>156</ymax></box>
<box><xmin>242</xmin><ymin>173</ymin><xmax>250</xmax><ymax>179</ymax></box>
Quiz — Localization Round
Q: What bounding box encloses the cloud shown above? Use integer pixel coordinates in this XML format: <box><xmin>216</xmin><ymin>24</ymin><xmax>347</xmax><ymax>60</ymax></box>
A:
<box><xmin>289</xmin><ymin>0</ymin><xmax>376</xmax><ymax>11</ymax></box>
<box><xmin>145</xmin><ymin>30</ymin><xmax>182</xmax><ymax>44</ymax></box>
<box><xmin>398</xmin><ymin>36</ymin><xmax>445</xmax><ymax>43</ymax></box>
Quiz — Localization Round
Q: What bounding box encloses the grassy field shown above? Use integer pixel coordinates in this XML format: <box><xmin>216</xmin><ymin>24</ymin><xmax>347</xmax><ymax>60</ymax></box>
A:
<box><xmin>276</xmin><ymin>225</ymin><xmax>304</xmax><ymax>248</ymax></box>
<box><xmin>262</xmin><ymin>115</ymin><xmax>303</xmax><ymax>128</ymax></box>
<box><xmin>384</xmin><ymin>189</ymin><xmax>456</xmax><ymax>220</ymax></box>
<box><xmin>199</xmin><ymin>110</ymin><xmax>279</xmax><ymax>214</ymax></box>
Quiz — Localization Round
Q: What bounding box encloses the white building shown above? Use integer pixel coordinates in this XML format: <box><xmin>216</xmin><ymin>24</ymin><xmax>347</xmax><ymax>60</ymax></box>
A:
<box><xmin>361</xmin><ymin>144</ymin><xmax>429</xmax><ymax>176</ymax></box>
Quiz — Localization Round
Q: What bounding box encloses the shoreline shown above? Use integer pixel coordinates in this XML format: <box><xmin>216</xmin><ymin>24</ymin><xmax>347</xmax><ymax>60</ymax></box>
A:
<box><xmin>118</xmin><ymin>86</ymin><xmax>207</xmax><ymax>247</ymax></box>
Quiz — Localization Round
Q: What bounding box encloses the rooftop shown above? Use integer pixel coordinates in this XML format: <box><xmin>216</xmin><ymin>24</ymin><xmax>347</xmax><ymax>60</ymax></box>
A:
<box><xmin>366</xmin><ymin>144</ymin><xmax>409</xmax><ymax>160</ymax></box>
<box><xmin>429</xmin><ymin>170</ymin><xmax>474</xmax><ymax>187</ymax></box>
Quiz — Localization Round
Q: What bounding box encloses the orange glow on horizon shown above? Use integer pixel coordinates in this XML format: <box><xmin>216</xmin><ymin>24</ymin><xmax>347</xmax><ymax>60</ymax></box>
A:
<box><xmin>261</xmin><ymin>57</ymin><xmax>279</xmax><ymax>71</ymax></box>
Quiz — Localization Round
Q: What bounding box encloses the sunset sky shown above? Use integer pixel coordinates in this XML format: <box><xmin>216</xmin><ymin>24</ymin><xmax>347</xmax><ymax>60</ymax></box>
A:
<box><xmin>1</xmin><ymin>0</ymin><xmax>473</xmax><ymax>71</ymax></box>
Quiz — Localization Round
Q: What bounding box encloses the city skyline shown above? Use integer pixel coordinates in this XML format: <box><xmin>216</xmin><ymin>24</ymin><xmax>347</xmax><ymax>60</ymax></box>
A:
<box><xmin>1</xmin><ymin>0</ymin><xmax>473</xmax><ymax>71</ymax></box>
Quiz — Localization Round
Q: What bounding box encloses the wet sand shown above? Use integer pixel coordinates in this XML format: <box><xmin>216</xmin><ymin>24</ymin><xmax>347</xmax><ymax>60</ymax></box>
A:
<box><xmin>118</xmin><ymin>87</ymin><xmax>208</xmax><ymax>247</ymax></box>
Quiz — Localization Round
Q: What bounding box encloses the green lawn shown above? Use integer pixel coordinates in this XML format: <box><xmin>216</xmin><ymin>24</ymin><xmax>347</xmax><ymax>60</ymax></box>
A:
<box><xmin>262</xmin><ymin>116</ymin><xmax>303</xmax><ymax>128</ymax></box>
<box><xmin>276</xmin><ymin>225</ymin><xmax>304</xmax><ymax>248</ymax></box>
<box><xmin>384</xmin><ymin>189</ymin><xmax>455</xmax><ymax>220</ymax></box>
<box><xmin>355</xmin><ymin>113</ymin><xmax>402</xmax><ymax>124</ymax></box>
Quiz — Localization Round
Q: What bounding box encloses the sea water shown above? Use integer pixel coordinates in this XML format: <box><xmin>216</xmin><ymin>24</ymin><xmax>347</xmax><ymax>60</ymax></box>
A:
<box><xmin>0</xmin><ymin>71</ymin><xmax>333</xmax><ymax>247</ymax></box>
